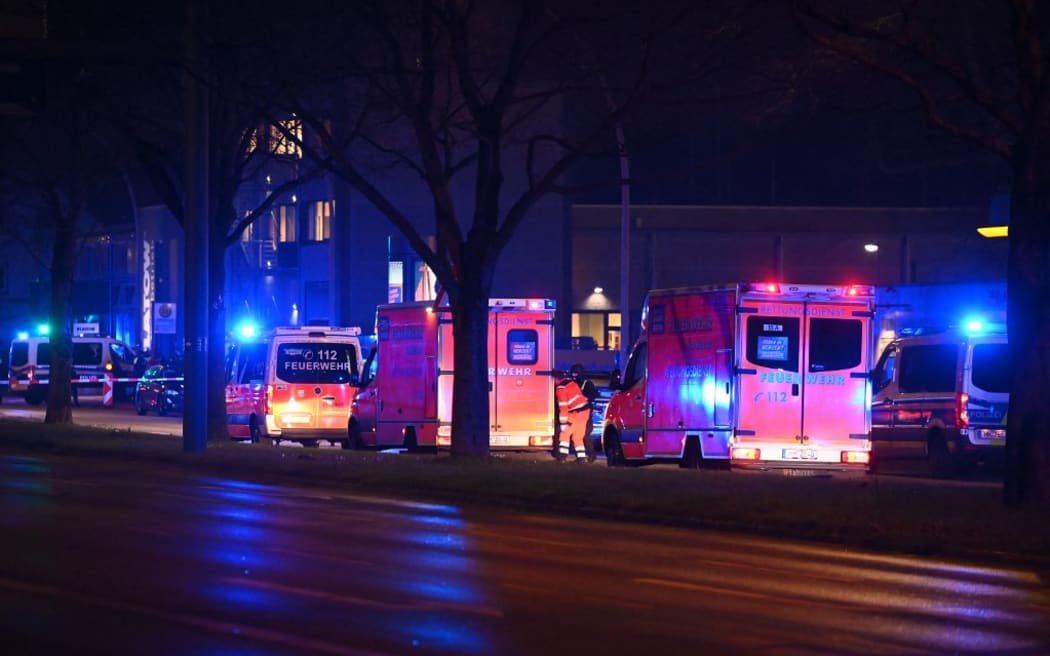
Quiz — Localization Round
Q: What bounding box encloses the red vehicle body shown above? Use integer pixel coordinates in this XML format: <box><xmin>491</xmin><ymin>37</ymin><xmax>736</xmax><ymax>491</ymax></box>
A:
<box><xmin>224</xmin><ymin>326</ymin><xmax>365</xmax><ymax>447</ymax></box>
<box><xmin>350</xmin><ymin>299</ymin><xmax>557</xmax><ymax>451</ymax></box>
<box><xmin>602</xmin><ymin>283</ymin><xmax>874</xmax><ymax>470</ymax></box>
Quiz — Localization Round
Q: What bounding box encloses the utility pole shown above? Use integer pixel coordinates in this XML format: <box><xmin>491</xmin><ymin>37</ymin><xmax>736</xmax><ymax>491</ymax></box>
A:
<box><xmin>183</xmin><ymin>2</ymin><xmax>209</xmax><ymax>452</ymax></box>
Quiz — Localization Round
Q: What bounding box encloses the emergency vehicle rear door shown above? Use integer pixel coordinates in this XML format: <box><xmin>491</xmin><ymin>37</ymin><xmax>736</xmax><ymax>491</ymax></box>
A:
<box><xmin>799</xmin><ymin>301</ymin><xmax>871</xmax><ymax>450</ymax></box>
<box><xmin>489</xmin><ymin>309</ymin><xmax>552</xmax><ymax>440</ymax></box>
<box><xmin>737</xmin><ymin>303</ymin><xmax>805</xmax><ymax>449</ymax></box>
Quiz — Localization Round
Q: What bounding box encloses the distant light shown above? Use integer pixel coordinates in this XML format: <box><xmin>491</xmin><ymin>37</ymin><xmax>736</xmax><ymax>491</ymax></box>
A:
<box><xmin>977</xmin><ymin>225</ymin><xmax>1008</xmax><ymax>238</ymax></box>
<box><xmin>291</xmin><ymin>194</ymin><xmax>297</xmax><ymax>204</ymax></box>
<box><xmin>17</xmin><ymin>331</ymin><xmax>29</xmax><ymax>340</ymax></box>
<box><xmin>593</xmin><ymin>286</ymin><xmax>604</xmax><ymax>294</ymax></box>
<box><xmin>863</xmin><ymin>243</ymin><xmax>879</xmax><ymax>253</ymax></box>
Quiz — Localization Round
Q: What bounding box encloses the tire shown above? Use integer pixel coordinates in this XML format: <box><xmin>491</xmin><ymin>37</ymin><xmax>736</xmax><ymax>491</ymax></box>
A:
<box><xmin>403</xmin><ymin>426</ymin><xmax>418</xmax><ymax>453</ymax></box>
<box><xmin>25</xmin><ymin>389</ymin><xmax>46</xmax><ymax>406</ymax></box>
<box><xmin>679</xmin><ymin>435</ymin><xmax>701</xmax><ymax>469</ymax></box>
<box><xmin>135</xmin><ymin>393</ymin><xmax>148</xmax><ymax>416</ymax></box>
<box><xmin>342</xmin><ymin>420</ymin><xmax>364</xmax><ymax>450</ymax></box>
<box><xmin>927</xmin><ymin>431</ymin><xmax>956</xmax><ymax>479</ymax></box>
<box><xmin>249</xmin><ymin>417</ymin><xmax>262</xmax><ymax>444</ymax></box>
<box><xmin>604</xmin><ymin>431</ymin><xmax>626</xmax><ymax>468</ymax></box>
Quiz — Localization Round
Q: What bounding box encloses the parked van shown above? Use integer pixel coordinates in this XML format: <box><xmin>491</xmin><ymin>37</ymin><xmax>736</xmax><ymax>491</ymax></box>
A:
<box><xmin>8</xmin><ymin>335</ymin><xmax>138</xmax><ymax>405</ymax></box>
<box><xmin>224</xmin><ymin>326</ymin><xmax>365</xmax><ymax>447</ymax></box>
<box><xmin>869</xmin><ymin>325</ymin><xmax>1009</xmax><ymax>477</ymax></box>
<box><xmin>349</xmin><ymin>298</ymin><xmax>557</xmax><ymax>452</ymax></box>
<box><xmin>602</xmin><ymin>282</ymin><xmax>874</xmax><ymax>470</ymax></box>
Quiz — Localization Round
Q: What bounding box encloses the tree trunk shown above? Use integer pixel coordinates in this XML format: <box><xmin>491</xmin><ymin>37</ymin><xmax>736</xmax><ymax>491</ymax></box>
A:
<box><xmin>207</xmin><ymin>228</ymin><xmax>230</xmax><ymax>441</ymax></box>
<box><xmin>1002</xmin><ymin>171</ymin><xmax>1050</xmax><ymax>508</ymax></box>
<box><xmin>449</xmin><ymin>289</ymin><xmax>492</xmax><ymax>459</ymax></box>
<box><xmin>44</xmin><ymin>221</ymin><xmax>77</xmax><ymax>425</ymax></box>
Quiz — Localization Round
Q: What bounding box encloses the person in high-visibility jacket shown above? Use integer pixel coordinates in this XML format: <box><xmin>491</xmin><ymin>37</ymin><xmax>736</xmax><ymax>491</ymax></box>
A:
<box><xmin>555</xmin><ymin>366</ymin><xmax>595</xmax><ymax>463</ymax></box>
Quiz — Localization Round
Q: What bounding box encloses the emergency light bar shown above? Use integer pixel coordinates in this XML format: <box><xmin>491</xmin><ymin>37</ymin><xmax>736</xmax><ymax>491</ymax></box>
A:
<box><xmin>489</xmin><ymin>298</ymin><xmax>555</xmax><ymax>310</ymax></box>
<box><xmin>275</xmin><ymin>325</ymin><xmax>362</xmax><ymax>336</ymax></box>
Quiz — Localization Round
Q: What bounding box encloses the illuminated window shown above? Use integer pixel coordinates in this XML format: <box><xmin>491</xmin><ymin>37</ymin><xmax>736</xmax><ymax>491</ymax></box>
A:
<box><xmin>276</xmin><ymin>205</ymin><xmax>297</xmax><ymax>242</ymax></box>
<box><xmin>270</xmin><ymin>119</ymin><xmax>302</xmax><ymax>158</ymax></box>
<box><xmin>308</xmin><ymin>200</ymin><xmax>333</xmax><ymax>241</ymax></box>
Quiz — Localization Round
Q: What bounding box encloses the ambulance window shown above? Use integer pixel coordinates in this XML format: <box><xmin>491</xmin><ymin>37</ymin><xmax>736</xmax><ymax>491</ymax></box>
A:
<box><xmin>899</xmin><ymin>344</ymin><xmax>957</xmax><ymax>393</ymax></box>
<box><xmin>746</xmin><ymin>316</ymin><xmax>799</xmax><ymax>371</ymax></box>
<box><xmin>622</xmin><ymin>341</ymin><xmax>647</xmax><ymax>388</ymax></box>
<box><xmin>74</xmin><ymin>342</ymin><xmax>103</xmax><ymax>366</ymax></box>
<box><xmin>241</xmin><ymin>343</ymin><xmax>268</xmax><ymax>384</ymax></box>
<box><xmin>506</xmin><ymin>329</ymin><xmax>538</xmax><ymax>366</ymax></box>
<box><xmin>872</xmin><ymin>345</ymin><xmax>897</xmax><ymax>393</ymax></box>
<box><xmin>275</xmin><ymin>342</ymin><xmax>359</xmax><ymax>384</ymax></box>
<box><xmin>10</xmin><ymin>342</ymin><xmax>28</xmax><ymax>368</ymax></box>
<box><xmin>971</xmin><ymin>342</ymin><xmax>1010</xmax><ymax>393</ymax></box>
<box><xmin>808</xmin><ymin>318</ymin><xmax>862</xmax><ymax>372</ymax></box>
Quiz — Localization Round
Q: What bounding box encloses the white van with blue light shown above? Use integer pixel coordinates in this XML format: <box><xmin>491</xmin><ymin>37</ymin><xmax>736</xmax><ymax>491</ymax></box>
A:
<box><xmin>868</xmin><ymin>318</ymin><xmax>1008</xmax><ymax>477</ymax></box>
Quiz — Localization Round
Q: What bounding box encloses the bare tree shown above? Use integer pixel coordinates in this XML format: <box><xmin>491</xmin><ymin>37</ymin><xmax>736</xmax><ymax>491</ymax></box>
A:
<box><xmin>794</xmin><ymin>0</ymin><xmax>1050</xmax><ymax>507</ymax></box>
<box><xmin>0</xmin><ymin>62</ymin><xmax>128</xmax><ymax>423</ymax></box>
<box><xmin>272</xmin><ymin>1</ymin><xmax>746</xmax><ymax>457</ymax></box>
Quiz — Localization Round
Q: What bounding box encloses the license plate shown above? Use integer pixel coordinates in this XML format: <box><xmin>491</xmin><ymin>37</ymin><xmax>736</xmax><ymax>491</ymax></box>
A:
<box><xmin>782</xmin><ymin>448</ymin><xmax>818</xmax><ymax>460</ymax></box>
<box><xmin>281</xmin><ymin>413</ymin><xmax>312</xmax><ymax>425</ymax></box>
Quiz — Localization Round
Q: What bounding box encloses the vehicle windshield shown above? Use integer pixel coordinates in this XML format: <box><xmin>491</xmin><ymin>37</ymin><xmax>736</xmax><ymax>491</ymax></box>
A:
<box><xmin>275</xmin><ymin>342</ymin><xmax>359</xmax><ymax>384</ymax></box>
<box><xmin>10</xmin><ymin>342</ymin><xmax>28</xmax><ymax>368</ymax></box>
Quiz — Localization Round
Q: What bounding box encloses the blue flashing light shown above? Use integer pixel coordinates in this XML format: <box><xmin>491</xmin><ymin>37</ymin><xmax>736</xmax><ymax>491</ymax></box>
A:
<box><xmin>236</xmin><ymin>323</ymin><xmax>259</xmax><ymax>340</ymax></box>
<box><xmin>16</xmin><ymin>331</ymin><xmax>29</xmax><ymax>341</ymax></box>
<box><xmin>36</xmin><ymin>324</ymin><xmax>50</xmax><ymax>336</ymax></box>
<box><xmin>964</xmin><ymin>318</ymin><xmax>985</xmax><ymax>335</ymax></box>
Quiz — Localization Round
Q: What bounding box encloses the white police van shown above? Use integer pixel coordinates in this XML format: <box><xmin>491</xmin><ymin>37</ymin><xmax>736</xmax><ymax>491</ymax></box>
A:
<box><xmin>8</xmin><ymin>334</ymin><xmax>138</xmax><ymax>405</ymax></box>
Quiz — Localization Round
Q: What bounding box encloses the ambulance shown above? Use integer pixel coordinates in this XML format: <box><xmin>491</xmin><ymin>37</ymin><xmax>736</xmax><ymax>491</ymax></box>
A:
<box><xmin>602</xmin><ymin>282</ymin><xmax>874</xmax><ymax>470</ymax></box>
<box><xmin>224</xmin><ymin>326</ymin><xmax>365</xmax><ymax>447</ymax></box>
<box><xmin>349</xmin><ymin>298</ymin><xmax>557</xmax><ymax>451</ymax></box>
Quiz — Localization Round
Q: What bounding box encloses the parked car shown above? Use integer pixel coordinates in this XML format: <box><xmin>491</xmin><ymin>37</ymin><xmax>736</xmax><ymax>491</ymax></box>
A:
<box><xmin>135</xmin><ymin>364</ymin><xmax>184</xmax><ymax>416</ymax></box>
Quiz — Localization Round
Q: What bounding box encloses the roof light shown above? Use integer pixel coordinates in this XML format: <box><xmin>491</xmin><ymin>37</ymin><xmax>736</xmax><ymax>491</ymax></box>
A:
<box><xmin>37</xmin><ymin>324</ymin><xmax>50</xmax><ymax>336</ymax></box>
<box><xmin>16</xmin><ymin>331</ymin><xmax>29</xmax><ymax>340</ymax></box>
<box><xmin>237</xmin><ymin>323</ymin><xmax>259</xmax><ymax>340</ymax></box>
<box><xmin>963</xmin><ymin>317</ymin><xmax>985</xmax><ymax>335</ymax></box>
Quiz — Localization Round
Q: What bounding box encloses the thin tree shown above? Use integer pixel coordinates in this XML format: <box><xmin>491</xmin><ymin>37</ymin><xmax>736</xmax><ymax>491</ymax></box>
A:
<box><xmin>274</xmin><ymin>0</ymin><xmax>750</xmax><ymax>458</ymax></box>
<box><xmin>794</xmin><ymin>0</ymin><xmax>1050</xmax><ymax>507</ymax></box>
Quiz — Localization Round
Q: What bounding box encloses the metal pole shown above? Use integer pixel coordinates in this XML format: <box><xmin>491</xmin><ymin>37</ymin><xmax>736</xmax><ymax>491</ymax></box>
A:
<box><xmin>183</xmin><ymin>2</ymin><xmax>209</xmax><ymax>452</ymax></box>
<box><xmin>617</xmin><ymin>125</ymin><xmax>630</xmax><ymax>371</ymax></box>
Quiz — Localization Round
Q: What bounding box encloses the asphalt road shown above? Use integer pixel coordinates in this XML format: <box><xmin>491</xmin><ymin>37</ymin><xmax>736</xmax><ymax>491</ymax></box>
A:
<box><xmin>1</xmin><ymin>448</ymin><xmax>1047</xmax><ymax>656</ymax></box>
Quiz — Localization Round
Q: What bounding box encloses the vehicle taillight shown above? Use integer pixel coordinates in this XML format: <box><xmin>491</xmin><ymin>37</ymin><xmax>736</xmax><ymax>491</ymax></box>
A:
<box><xmin>956</xmin><ymin>392</ymin><xmax>969</xmax><ymax>428</ymax></box>
<box><xmin>731</xmin><ymin>446</ymin><xmax>760</xmax><ymax>460</ymax></box>
<box><xmin>26</xmin><ymin>365</ymin><xmax>34</xmax><ymax>382</ymax></box>
<box><xmin>529</xmin><ymin>435</ymin><xmax>553</xmax><ymax>447</ymax></box>
<box><xmin>841</xmin><ymin>450</ymin><xmax>870</xmax><ymax>464</ymax></box>
<box><xmin>437</xmin><ymin>435</ymin><xmax>451</xmax><ymax>447</ymax></box>
<box><xmin>265</xmin><ymin>384</ymin><xmax>274</xmax><ymax>415</ymax></box>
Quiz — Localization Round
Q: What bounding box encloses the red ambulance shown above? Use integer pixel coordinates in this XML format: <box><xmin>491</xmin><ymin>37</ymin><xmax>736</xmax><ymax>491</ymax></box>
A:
<box><xmin>602</xmin><ymin>283</ymin><xmax>873</xmax><ymax>470</ymax></box>
<box><xmin>349</xmin><ymin>298</ymin><xmax>557</xmax><ymax>451</ymax></box>
<box><xmin>224</xmin><ymin>326</ymin><xmax>365</xmax><ymax>447</ymax></box>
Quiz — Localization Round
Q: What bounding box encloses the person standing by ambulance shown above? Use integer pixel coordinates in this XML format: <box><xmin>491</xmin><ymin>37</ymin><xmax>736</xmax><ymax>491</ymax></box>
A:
<box><xmin>555</xmin><ymin>365</ymin><xmax>595</xmax><ymax>463</ymax></box>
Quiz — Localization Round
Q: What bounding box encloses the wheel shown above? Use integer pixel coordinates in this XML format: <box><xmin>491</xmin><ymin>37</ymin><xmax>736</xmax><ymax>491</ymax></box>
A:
<box><xmin>249</xmin><ymin>417</ymin><xmax>262</xmax><ymax>444</ymax></box>
<box><xmin>927</xmin><ymin>431</ymin><xmax>956</xmax><ymax>479</ymax></box>
<box><xmin>604</xmin><ymin>431</ymin><xmax>626</xmax><ymax>468</ymax></box>
<box><xmin>342</xmin><ymin>420</ymin><xmax>365</xmax><ymax>450</ymax></box>
<box><xmin>25</xmin><ymin>389</ymin><xmax>46</xmax><ymax>406</ymax></box>
<box><xmin>679</xmin><ymin>435</ymin><xmax>701</xmax><ymax>469</ymax></box>
<box><xmin>135</xmin><ymin>393</ymin><xmax>148</xmax><ymax>416</ymax></box>
<box><xmin>403</xmin><ymin>426</ymin><xmax>418</xmax><ymax>452</ymax></box>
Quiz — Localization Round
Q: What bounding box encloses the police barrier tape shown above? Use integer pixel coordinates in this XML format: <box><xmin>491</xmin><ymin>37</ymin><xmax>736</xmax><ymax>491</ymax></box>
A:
<box><xmin>5</xmin><ymin>374</ymin><xmax>185</xmax><ymax>407</ymax></box>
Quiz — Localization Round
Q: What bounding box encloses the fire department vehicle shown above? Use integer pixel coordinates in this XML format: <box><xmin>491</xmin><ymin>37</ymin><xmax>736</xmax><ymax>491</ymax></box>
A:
<box><xmin>224</xmin><ymin>326</ymin><xmax>365</xmax><ymax>447</ymax></box>
<box><xmin>349</xmin><ymin>298</ymin><xmax>557</xmax><ymax>451</ymax></box>
<box><xmin>602</xmin><ymin>282</ymin><xmax>874</xmax><ymax>470</ymax></box>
